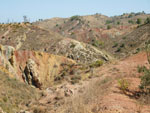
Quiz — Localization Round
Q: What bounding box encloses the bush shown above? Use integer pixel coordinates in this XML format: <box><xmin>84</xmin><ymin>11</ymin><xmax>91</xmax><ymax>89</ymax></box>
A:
<box><xmin>112</xmin><ymin>43</ymin><xmax>118</xmax><ymax>48</ymax></box>
<box><xmin>128</xmin><ymin>14</ymin><xmax>133</xmax><ymax>18</ymax></box>
<box><xmin>70</xmin><ymin>15</ymin><xmax>80</xmax><ymax>21</ymax></box>
<box><xmin>107</xmin><ymin>25</ymin><xmax>111</xmax><ymax>29</ymax></box>
<box><xmin>139</xmin><ymin>66</ymin><xmax>150</xmax><ymax>93</ymax></box>
<box><xmin>91</xmin><ymin>39</ymin><xmax>104</xmax><ymax>47</ymax></box>
<box><xmin>115</xmin><ymin>47</ymin><xmax>121</xmax><ymax>52</ymax></box>
<box><xmin>118</xmin><ymin>79</ymin><xmax>129</xmax><ymax>93</ymax></box>
<box><xmin>117</xmin><ymin>21</ymin><xmax>120</xmax><ymax>25</ymax></box>
<box><xmin>89</xmin><ymin>60</ymin><xmax>103</xmax><ymax>68</ymax></box>
<box><xmin>144</xmin><ymin>17</ymin><xmax>150</xmax><ymax>24</ymax></box>
<box><xmin>128</xmin><ymin>20</ymin><xmax>134</xmax><ymax>24</ymax></box>
<box><xmin>136</xmin><ymin>18</ymin><xmax>142</xmax><ymax>24</ymax></box>
<box><xmin>138</xmin><ymin>42</ymin><xmax>150</xmax><ymax>93</ymax></box>
<box><xmin>105</xmin><ymin>20</ymin><xmax>113</xmax><ymax>24</ymax></box>
<box><xmin>120</xmin><ymin>43</ymin><xmax>125</xmax><ymax>48</ymax></box>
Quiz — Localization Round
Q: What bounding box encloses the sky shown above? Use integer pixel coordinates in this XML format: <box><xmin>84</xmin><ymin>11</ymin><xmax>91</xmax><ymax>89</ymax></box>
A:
<box><xmin>0</xmin><ymin>0</ymin><xmax>150</xmax><ymax>23</ymax></box>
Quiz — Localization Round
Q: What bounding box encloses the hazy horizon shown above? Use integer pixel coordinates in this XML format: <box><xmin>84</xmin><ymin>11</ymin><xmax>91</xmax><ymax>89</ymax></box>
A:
<box><xmin>0</xmin><ymin>0</ymin><xmax>150</xmax><ymax>23</ymax></box>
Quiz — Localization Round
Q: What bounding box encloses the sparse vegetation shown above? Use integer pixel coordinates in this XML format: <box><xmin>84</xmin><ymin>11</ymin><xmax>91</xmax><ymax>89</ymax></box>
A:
<box><xmin>0</xmin><ymin>70</ymin><xmax>39</xmax><ymax>113</ymax></box>
<box><xmin>120</xmin><ymin>43</ymin><xmax>125</xmax><ymax>48</ymax></box>
<box><xmin>91</xmin><ymin>39</ymin><xmax>104</xmax><ymax>47</ymax></box>
<box><xmin>71</xmin><ymin>75</ymin><xmax>81</xmax><ymax>84</ymax></box>
<box><xmin>33</xmin><ymin>107</ymin><xmax>48</xmax><ymax>113</ymax></box>
<box><xmin>128</xmin><ymin>20</ymin><xmax>134</xmax><ymax>24</ymax></box>
<box><xmin>116</xmin><ymin>47</ymin><xmax>121</xmax><ymax>52</ymax></box>
<box><xmin>1</xmin><ymin>11</ymin><xmax>150</xmax><ymax>113</ymax></box>
<box><xmin>70</xmin><ymin>15</ymin><xmax>80</xmax><ymax>21</ymax></box>
<box><xmin>118</xmin><ymin>78</ymin><xmax>129</xmax><ymax>93</ymax></box>
<box><xmin>128</xmin><ymin>14</ymin><xmax>133</xmax><ymax>18</ymax></box>
<box><xmin>105</xmin><ymin>20</ymin><xmax>113</xmax><ymax>24</ymax></box>
<box><xmin>138</xmin><ymin>42</ymin><xmax>150</xmax><ymax>93</ymax></box>
<box><xmin>89</xmin><ymin>60</ymin><xmax>103</xmax><ymax>68</ymax></box>
<box><xmin>112</xmin><ymin>42</ymin><xmax>118</xmax><ymax>48</ymax></box>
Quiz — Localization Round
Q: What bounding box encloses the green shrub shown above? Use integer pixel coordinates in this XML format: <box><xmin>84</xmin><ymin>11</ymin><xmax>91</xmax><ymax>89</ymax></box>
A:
<box><xmin>117</xmin><ymin>21</ymin><xmax>120</xmax><ymax>25</ymax></box>
<box><xmin>118</xmin><ymin>79</ymin><xmax>129</xmax><ymax>93</ymax></box>
<box><xmin>144</xmin><ymin>17</ymin><xmax>150</xmax><ymax>24</ymax></box>
<box><xmin>107</xmin><ymin>25</ymin><xmax>111</xmax><ymax>29</ymax></box>
<box><xmin>71</xmin><ymin>32</ymin><xmax>75</xmax><ymax>35</ymax></box>
<box><xmin>136</xmin><ymin>18</ymin><xmax>142</xmax><ymax>24</ymax></box>
<box><xmin>138</xmin><ymin>42</ymin><xmax>150</xmax><ymax>93</ymax></box>
<box><xmin>89</xmin><ymin>60</ymin><xmax>103</xmax><ymax>68</ymax></box>
<box><xmin>115</xmin><ymin>47</ymin><xmax>121</xmax><ymax>52</ymax></box>
<box><xmin>70</xmin><ymin>15</ymin><xmax>80</xmax><ymax>21</ymax></box>
<box><xmin>112</xmin><ymin>43</ymin><xmax>118</xmax><ymax>48</ymax></box>
<box><xmin>120</xmin><ymin>43</ymin><xmax>125</xmax><ymax>48</ymax></box>
<box><xmin>128</xmin><ymin>20</ymin><xmax>134</xmax><ymax>24</ymax></box>
<box><xmin>105</xmin><ymin>20</ymin><xmax>113</xmax><ymax>24</ymax></box>
<box><xmin>139</xmin><ymin>66</ymin><xmax>150</xmax><ymax>93</ymax></box>
<box><xmin>91</xmin><ymin>39</ymin><xmax>104</xmax><ymax>47</ymax></box>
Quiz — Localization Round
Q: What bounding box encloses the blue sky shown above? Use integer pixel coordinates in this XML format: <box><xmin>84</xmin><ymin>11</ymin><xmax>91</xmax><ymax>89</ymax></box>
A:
<box><xmin>0</xmin><ymin>0</ymin><xmax>150</xmax><ymax>23</ymax></box>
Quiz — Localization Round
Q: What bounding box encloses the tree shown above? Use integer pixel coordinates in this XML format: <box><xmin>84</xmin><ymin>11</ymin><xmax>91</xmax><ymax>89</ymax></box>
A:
<box><xmin>23</xmin><ymin>16</ymin><xmax>29</xmax><ymax>23</ymax></box>
<box><xmin>136</xmin><ymin>18</ymin><xmax>142</xmax><ymax>24</ymax></box>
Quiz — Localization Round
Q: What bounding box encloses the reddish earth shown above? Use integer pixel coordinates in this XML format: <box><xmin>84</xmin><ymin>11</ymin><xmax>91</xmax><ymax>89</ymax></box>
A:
<box><xmin>31</xmin><ymin>52</ymin><xmax>150</xmax><ymax>113</ymax></box>
<box><xmin>93</xmin><ymin>52</ymin><xmax>150</xmax><ymax>113</ymax></box>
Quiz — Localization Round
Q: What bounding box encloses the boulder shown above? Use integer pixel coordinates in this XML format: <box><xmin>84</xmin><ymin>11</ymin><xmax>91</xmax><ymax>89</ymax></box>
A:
<box><xmin>24</xmin><ymin>59</ymin><xmax>42</xmax><ymax>89</ymax></box>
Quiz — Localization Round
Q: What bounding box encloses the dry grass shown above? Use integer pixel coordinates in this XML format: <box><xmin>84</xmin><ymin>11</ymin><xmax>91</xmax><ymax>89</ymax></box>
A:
<box><xmin>56</xmin><ymin>76</ymin><xmax>113</xmax><ymax>113</ymax></box>
<box><xmin>0</xmin><ymin>70</ymin><xmax>40</xmax><ymax>113</ymax></box>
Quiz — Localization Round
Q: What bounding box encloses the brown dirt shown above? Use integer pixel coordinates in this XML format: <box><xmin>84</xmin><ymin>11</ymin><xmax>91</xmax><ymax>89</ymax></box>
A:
<box><xmin>93</xmin><ymin>52</ymin><xmax>150</xmax><ymax>113</ymax></box>
<box><xmin>29</xmin><ymin>52</ymin><xmax>150</xmax><ymax>113</ymax></box>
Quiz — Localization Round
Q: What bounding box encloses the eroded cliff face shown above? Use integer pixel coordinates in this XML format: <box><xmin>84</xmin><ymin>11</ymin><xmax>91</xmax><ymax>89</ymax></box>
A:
<box><xmin>0</xmin><ymin>44</ymin><xmax>76</xmax><ymax>89</ymax></box>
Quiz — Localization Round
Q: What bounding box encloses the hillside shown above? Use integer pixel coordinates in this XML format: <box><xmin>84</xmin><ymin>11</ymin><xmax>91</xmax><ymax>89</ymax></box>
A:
<box><xmin>0</xmin><ymin>66</ymin><xmax>40</xmax><ymax>113</ymax></box>
<box><xmin>102</xmin><ymin>23</ymin><xmax>150</xmax><ymax>58</ymax></box>
<box><xmin>0</xmin><ymin>12</ymin><xmax>150</xmax><ymax>113</ymax></box>
<box><xmin>0</xmin><ymin>23</ymin><xmax>113</xmax><ymax>64</ymax></box>
<box><xmin>34</xmin><ymin>13</ymin><xmax>150</xmax><ymax>46</ymax></box>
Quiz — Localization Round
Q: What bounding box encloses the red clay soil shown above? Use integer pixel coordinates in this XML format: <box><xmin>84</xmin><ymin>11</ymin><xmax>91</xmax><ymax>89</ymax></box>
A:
<box><xmin>94</xmin><ymin>52</ymin><xmax>150</xmax><ymax>113</ymax></box>
<box><xmin>30</xmin><ymin>52</ymin><xmax>150</xmax><ymax>113</ymax></box>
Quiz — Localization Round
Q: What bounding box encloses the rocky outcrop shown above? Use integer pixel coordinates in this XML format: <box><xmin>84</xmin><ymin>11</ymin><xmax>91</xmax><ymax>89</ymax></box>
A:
<box><xmin>24</xmin><ymin>59</ymin><xmax>42</xmax><ymax>89</ymax></box>
<box><xmin>0</xmin><ymin>44</ymin><xmax>76</xmax><ymax>89</ymax></box>
<box><xmin>53</xmin><ymin>38</ymin><xmax>113</xmax><ymax>63</ymax></box>
<box><xmin>0</xmin><ymin>45</ymin><xmax>17</xmax><ymax>77</ymax></box>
